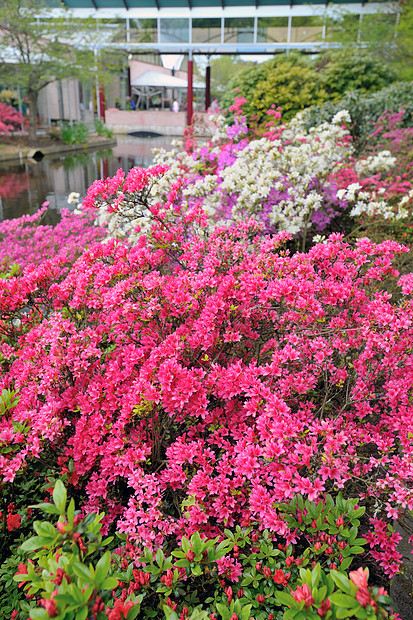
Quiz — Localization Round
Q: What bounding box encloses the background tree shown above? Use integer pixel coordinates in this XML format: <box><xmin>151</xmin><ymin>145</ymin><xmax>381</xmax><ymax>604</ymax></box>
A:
<box><xmin>209</xmin><ymin>55</ymin><xmax>253</xmax><ymax>100</ymax></box>
<box><xmin>0</xmin><ymin>0</ymin><xmax>117</xmax><ymax>142</ymax></box>
<box><xmin>325</xmin><ymin>1</ymin><xmax>412</xmax><ymax>80</ymax></box>
<box><xmin>221</xmin><ymin>54</ymin><xmax>328</xmax><ymax>121</ymax></box>
<box><xmin>221</xmin><ymin>47</ymin><xmax>399</xmax><ymax>123</ymax></box>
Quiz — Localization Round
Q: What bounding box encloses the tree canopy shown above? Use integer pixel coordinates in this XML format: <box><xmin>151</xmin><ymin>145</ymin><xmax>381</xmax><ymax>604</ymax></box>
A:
<box><xmin>0</xmin><ymin>0</ymin><xmax>110</xmax><ymax>140</ymax></box>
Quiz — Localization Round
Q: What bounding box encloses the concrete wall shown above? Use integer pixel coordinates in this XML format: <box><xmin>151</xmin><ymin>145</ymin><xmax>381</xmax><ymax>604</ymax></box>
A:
<box><xmin>105</xmin><ymin>109</ymin><xmax>186</xmax><ymax>135</ymax></box>
<box><xmin>37</xmin><ymin>80</ymin><xmax>94</xmax><ymax>127</ymax></box>
<box><xmin>105</xmin><ymin>109</ymin><xmax>215</xmax><ymax>136</ymax></box>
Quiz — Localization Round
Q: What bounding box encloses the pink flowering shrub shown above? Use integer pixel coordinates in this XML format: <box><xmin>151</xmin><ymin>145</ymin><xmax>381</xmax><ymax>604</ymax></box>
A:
<box><xmin>0</xmin><ymin>102</ymin><xmax>26</xmax><ymax>135</ymax></box>
<box><xmin>0</xmin><ymin>206</ymin><xmax>106</xmax><ymax>271</ymax></box>
<box><xmin>1</xmin><ymin>103</ymin><xmax>413</xmax><ymax>617</ymax></box>
<box><xmin>0</xmin><ymin>176</ymin><xmax>413</xmax><ymax>590</ymax></box>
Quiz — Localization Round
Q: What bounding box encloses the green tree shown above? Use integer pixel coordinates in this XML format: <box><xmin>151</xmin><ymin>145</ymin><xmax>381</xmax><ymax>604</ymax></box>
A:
<box><xmin>221</xmin><ymin>54</ymin><xmax>327</xmax><ymax>121</ymax></box>
<box><xmin>0</xmin><ymin>0</ymin><xmax>113</xmax><ymax>141</ymax></box>
<box><xmin>325</xmin><ymin>1</ymin><xmax>413</xmax><ymax>81</ymax></box>
<box><xmin>393</xmin><ymin>0</ymin><xmax>413</xmax><ymax>80</ymax></box>
<box><xmin>316</xmin><ymin>49</ymin><xmax>398</xmax><ymax>101</ymax></box>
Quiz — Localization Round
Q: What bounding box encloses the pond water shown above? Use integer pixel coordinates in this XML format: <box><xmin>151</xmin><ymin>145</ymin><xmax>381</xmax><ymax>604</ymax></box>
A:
<box><xmin>0</xmin><ymin>134</ymin><xmax>176</xmax><ymax>225</ymax></box>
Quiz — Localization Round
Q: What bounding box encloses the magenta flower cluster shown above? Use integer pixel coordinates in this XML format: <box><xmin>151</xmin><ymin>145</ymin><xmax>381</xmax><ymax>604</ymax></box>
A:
<box><xmin>1</xmin><ymin>180</ymin><xmax>412</xmax><ymax>581</ymax></box>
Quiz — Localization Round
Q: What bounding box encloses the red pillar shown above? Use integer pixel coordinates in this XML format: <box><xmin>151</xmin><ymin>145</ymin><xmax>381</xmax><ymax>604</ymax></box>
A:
<box><xmin>127</xmin><ymin>66</ymin><xmax>132</xmax><ymax>98</ymax></box>
<box><xmin>205</xmin><ymin>64</ymin><xmax>211</xmax><ymax>111</ymax></box>
<box><xmin>99</xmin><ymin>85</ymin><xmax>106</xmax><ymax>121</ymax></box>
<box><xmin>187</xmin><ymin>56</ymin><xmax>193</xmax><ymax>126</ymax></box>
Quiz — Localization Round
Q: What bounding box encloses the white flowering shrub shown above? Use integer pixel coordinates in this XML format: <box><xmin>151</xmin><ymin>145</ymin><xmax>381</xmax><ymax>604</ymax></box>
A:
<box><xmin>75</xmin><ymin>102</ymin><xmax>409</xmax><ymax>247</ymax></box>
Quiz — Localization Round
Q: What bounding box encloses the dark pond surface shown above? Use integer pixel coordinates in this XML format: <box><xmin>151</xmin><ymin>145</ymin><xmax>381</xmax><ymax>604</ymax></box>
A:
<box><xmin>0</xmin><ymin>134</ymin><xmax>175</xmax><ymax>225</ymax></box>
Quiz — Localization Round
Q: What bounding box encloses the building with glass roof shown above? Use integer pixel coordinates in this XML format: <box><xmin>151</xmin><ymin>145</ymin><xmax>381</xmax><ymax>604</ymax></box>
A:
<box><xmin>33</xmin><ymin>0</ymin><xmax>399</xmax><ymax>125</ymax></box>
<box><xmin>48</xmin><ymin>0</ymin><xmax>398</xmax><ymax>57</ymax></box>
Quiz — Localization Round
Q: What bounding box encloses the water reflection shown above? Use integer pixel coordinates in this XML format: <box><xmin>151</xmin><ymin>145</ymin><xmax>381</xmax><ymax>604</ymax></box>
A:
<box><xmin>0</xmin><ymin>134</ymin><xmax>176</xmax><ymax>223</ymax></box>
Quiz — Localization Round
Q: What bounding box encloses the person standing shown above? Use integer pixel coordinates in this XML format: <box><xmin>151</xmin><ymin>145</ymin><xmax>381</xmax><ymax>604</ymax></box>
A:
<box><xmin>172</xmin><ymin>98</ymin><xmax>180</xmax><ymax>113</ymax></box>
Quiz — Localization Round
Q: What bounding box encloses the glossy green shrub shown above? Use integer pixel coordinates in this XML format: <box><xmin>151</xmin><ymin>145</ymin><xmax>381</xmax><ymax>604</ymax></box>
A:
<box><xmin>317</xmin><ymin>50</ymin><xmax>398</xmax><ymax>101</ymax></box>
<box><xmin>302</xmin><ymin>81</ymin><xmax>413</xmax><ymax>149</ymax></box>
<box><xmin>12</xmin><ymin>484</ymin><xmax>397</xmax><ymax>620</ymax></box>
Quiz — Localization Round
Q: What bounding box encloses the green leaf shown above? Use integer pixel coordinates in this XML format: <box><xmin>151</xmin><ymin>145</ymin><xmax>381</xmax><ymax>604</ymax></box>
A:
<box><xmin>330</xmin><ymin>571</ymin><xmax>351</xmax><ymax>594</ymax></box>
<box><xmin>75</xmin><ymin>608</ymin><xmax>88</xmax><ymax>620</ymax></box>
<box><xmin>312</xmin><ymin>563</ymin><xmax>321</xmax><ymax>588</ymax></box>
<box><xmin>102</xmin><ymin>576</ymin><xmax>119</xmax><ymax>590</ymax></box>
<box><xmin>67</xmin><ymin>499</ymin><xmax>75</xmax><ymax>524</ymax></box>
<box><xmin>68</xmin><ymin>582</ymin><xmax>86</xmax><ymax>604</ymax></box>
<box><xmin>174</xmin><ymin>559</ymin><xmax>190</xmax><ymax>568</ymax></box>
<box><xmin>20</xmin><ymin>536</ymin><xmax>49</xmax><ymax>551</ymax></box>
<box><xmin>31</xmin><ymin>503</ymin><xmax>60</xmax><ymax>515</ymax></box>
<box><xmin>191</xmin><ymin>531</ymin><xmax>203</xmax><ymax>555</ymax></box>
<box><xmin>14</xmin><ymin>573</ymin><xmax>30</xmax><ymax>582</ymax></box>
<box><xmin>349</xmin><ymin>546</ymin><xmax>365</xmax><ymax>555</ymax></box>
<box><xmin>340</xmin><ymin>557</ymin><xmax>352</xmax><ymax>571</ymax></box>
<box><xmin>240</xmin><ymin>605</ymin><xmax>253</xmax><ymax>620</ymax></box>
<box><xmin>95</xmin><ymin>551</ymin><xmax>111</xmax><ymax>585</ymax></box>
<box><xmin>126</xmin><ymin>605</ymin><xmax>140</xmax><ymax>620</ymax></box>
<box><xmin>163</xmin><ymin>607</ymin><xmax>179</xmax><ymax>620</ymax></box>
<box><xmin>155</xmin><ymin>548</ymin><xmax>164</xmax><ymax>567</ymax></box>
<box><xmin>275</xmin><ymin>590</ymin><xmax>296</xmax><ymax>606</ymax></box>
<box><xmin>216</xmin><ymin>602</ymin><xmax>230</xmax><ymax>619</ymax></box>
<box><xmin>353</xmin><ymin>507</ymin><xmax>365</xmax><ymax>518</ymax></box>
<box><xmin>53</xmin><ymin>480</ymin><xmax>67</xmax><ymax>514</ymax></box>
<box><xmin>72</xmin><ymin>562</ymin><xmax>92</xmax><ymax>582</ymax></box>
<box><xmin>330</xmin><ymin>592</ymin><xmax>359</xmax><ymax>607</ymax></box>
<box><xmin>29</xmin><ymin>610</ymin><xmax>50</xmax><ymax>620</ymax></box>
<box><xmin>33</xmin><ymin>521</ymin><xmax>56</xmax><ymax>538</ymax></box>
<box><xmin>143</xmin><ymin>565</ymin><xmax>161</xmax><ymax>574</ymax></box>
<box><xmin>180</xmin><ymin>536</ymin><xmax>190</xmax><ymax>554</ymax></box>
<box><xmin>171</xmin><ymin>550</ymin><xmax>187</xmax><ymax>559</ymax></box>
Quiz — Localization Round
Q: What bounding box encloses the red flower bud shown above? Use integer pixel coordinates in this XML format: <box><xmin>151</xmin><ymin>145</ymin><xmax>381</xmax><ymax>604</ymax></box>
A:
<box><xmin>317</xmin><ymin>599</ymin><xmax>331</xmax><ymax>617</ymax></box>
<box><xmin>56</xmin><ymin>522</ymin><xmax>67</xmax><ymax>534</ymax></box>
<box><xmin>356</xmin><ymin>586</ymin><xmax>371</xmax><ymax>608</ymax></box>
<box><xmin>40</xmin><ymin>599</ymin><xmax>58</xmax><ymax>617</ymax></box>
